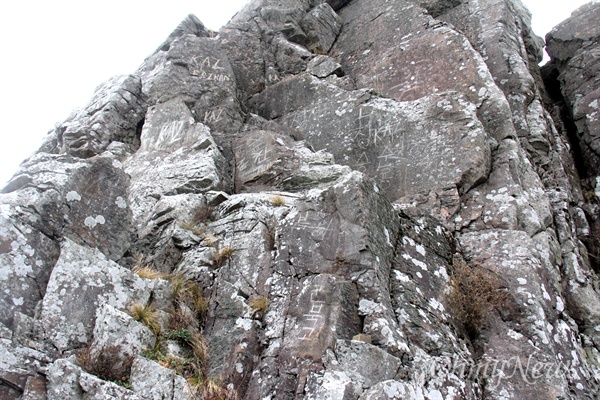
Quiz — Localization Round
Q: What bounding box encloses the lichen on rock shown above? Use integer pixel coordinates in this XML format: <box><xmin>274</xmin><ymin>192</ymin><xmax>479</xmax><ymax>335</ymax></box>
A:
<box><xmin>2</xmin><ymin>0</ymin><xmax>600</xmax><ymax>399</ymax></box>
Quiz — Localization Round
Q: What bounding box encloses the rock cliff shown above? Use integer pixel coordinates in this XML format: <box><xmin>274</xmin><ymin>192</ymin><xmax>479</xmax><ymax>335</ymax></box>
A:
<box><xmin>1</xmin><ymin>0</ymin><xmax>600</xmax><ymax>399</ymax></box>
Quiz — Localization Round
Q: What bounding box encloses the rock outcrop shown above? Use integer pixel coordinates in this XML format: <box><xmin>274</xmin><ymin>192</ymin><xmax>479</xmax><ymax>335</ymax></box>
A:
<box><xmin>1</xmin><ymin>1</ymin><xmax>600</xmax><ymax>399</ymax></box>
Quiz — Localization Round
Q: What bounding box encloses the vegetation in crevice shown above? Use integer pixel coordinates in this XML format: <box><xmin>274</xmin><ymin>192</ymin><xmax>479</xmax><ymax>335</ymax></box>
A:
<box><xmin>76</xmin><ymin>345</ymin><xmax>134</xmax><ymax>388</ymax></box>
<box><xmin>446</xmin><ymin>257</ymin><xmax>507</xmax><ymax>341</ymax></box>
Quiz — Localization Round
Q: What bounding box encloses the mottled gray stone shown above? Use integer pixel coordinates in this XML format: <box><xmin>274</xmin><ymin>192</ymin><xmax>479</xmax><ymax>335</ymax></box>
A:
<box><xmin>299</xmin><ymin>3</ymin><xmax>342</xmax><ymax>52</ymax></box>
<box><xmin>126</xmin><ymin>98</ymin><xmax>231</xmax><ymax>229</ymax></box>
<box><xmin>358</xmin><ymin>380</ymin><xmax>424</xmax><ymax>400</ymax></box>
<box><xmin>234</xmin><ymin>130</ymin><xmax>350</xmax><ymax>192</ymax></box>
<box><xmin>89</xmin><ymin>305</ymin><xmax>156</xmax><ymax>362</ymax></box>
<box><xmin>327</xmin><ymin>340</ymin><xmax>403</xmax><ymax>391</ymax></box>
<box><xmin>78</xmin><ymin>372</ymin><xmax>141</xmax><ymax>400</ymax></box>
<box><xmin>304</xmin><ymin>370</ymin><xmax>354</xmax><ymax>400</ymax></box>
<box><xmin>137</xmin><ymin>33</ymin><xmax>244</xmax><ymax>135</ymax></box>
<box><xmin>46</xmin><ymin>358</ymin><xmax>140</xmax><ymax>400</ymax></box>
<box><xmin>546</xmin><ymin>2</ymin><xmax>600</xmax><ymax>176</ymax></box>
<box><xmin>0</xmin><ymin>205</ymin><xmax>59</xmax><ymax>330</ymax></box>
<box><xmin>40</xmin><ymin>240</ymin><xmax>153</xmax><ymax>352</ymax></box>
<box><xmin>46</xmin><ymin>358</ymin><xmax>84</xmax><ymax>400</ymax></box>
<box><xmin>2</xmin><ymin>153</ymin><xmax>132</xmax><ymax>261</ymax></box>
<box><xmin>130</xmin><ymin>357</ymin><xmax>192</xmax><ymax>400</ymax></box>
<box><xmin>251</xmin><ymin>75</ymin><xmax>491</xmax><ymax>204</ymax></box>
<box><xmin>307</xmin><ymin>55</ymin><xmax>343</xmax><ymax>78</ymax></box>
<box><xmin>2</xmin><ymin>1</ymin><xmax>600</xmax><ymax>399</ymax></box>
<box><xmin>53</xmin><ymin>74</ymin><xmax>145</xmax><ymax>159</ymax></box>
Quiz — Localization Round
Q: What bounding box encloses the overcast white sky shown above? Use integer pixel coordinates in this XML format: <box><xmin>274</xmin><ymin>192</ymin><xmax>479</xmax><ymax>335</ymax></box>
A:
<box><xmin>0</xmin><ymin>0</ymin><xmax>593</xmax><ymax>187</ymax></box>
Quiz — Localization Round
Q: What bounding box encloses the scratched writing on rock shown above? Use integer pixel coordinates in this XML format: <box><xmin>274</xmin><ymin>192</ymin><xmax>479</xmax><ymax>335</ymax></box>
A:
<box><xmin>237</xmin><ymin>138</ymin><xmax>275</xmax><ymax>179</ymax></box>
<box><xmin>153</xmin><ymin>120</ymin><xmax>188</xmax><ymax>149</ymax></box>
<box><xmin>189</xmin><ymin>56</ymin><xmax>231</xmax><ymax>82</ymax></box>
<box><xmin>285</xmin><ymin>107</ymin><xmax>410</xmax><ymax>184</ymax></box>
<box><xmin>286</xmin><ymin>106</ymin><xmax>407</xmax><ymax>148</ymax></box>
<box><xmin>299</xmin><ymin>286</ymin><xmax>327</xmax><ymax>341</ymax></box>
<box><xmin>204</xmin><ymin>108</ymin><xmax>224</xmax><ymax>125</ymax></box>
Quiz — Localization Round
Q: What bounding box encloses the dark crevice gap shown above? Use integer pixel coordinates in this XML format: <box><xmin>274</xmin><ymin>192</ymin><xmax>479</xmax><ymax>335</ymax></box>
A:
<box><xmin>135</xmin><ymin>117</ymin><xmax>145</xmax><ymax>145</ymax></box>
<box><xmin>541</xmin><ymin>64</ymin><xmax>588</xmax><ymax>179</ymax></box>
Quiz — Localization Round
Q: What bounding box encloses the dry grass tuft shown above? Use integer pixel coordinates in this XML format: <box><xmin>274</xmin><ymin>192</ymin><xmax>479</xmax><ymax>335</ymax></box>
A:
<box><xmin>133</xmin><ymin>265</ymin><xmax>168</xmax><ymax>280</ymax></box>
<box><xmin>77</xmin><ymin>345</ymin><xmax>134</xmax><ymax>384</ymax></box>
<box><xmin>249</xmin><ymin>296</ymin><xmax>269</xmax><ymax>318</ymax></box>
<box><xmin>446</xmin><ymin>258</ymin><xmax>506</xmax><ymax>340</ymax></box>
<box><xmin>212</xmin><ymin>245</ymin><xmax>235</xmax><ymax>268</ymax></box>
<box><xmin>270</xmin><ymin>195</ymin><xmax>286</xmax><ymax>207</ymax></box>
<box><xmin>130</xmin><ymin>303</ymin><xmax>161</xmax><ymax>335</ymax></box>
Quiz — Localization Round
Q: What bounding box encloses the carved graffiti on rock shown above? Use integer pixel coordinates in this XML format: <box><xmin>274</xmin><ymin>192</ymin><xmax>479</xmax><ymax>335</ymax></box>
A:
<box><xmin>299</xmin><ymin>287</ymin><xmax>326</xmax><ymax>341</ymax></box>
<box><xmin>189</xmin><ymin>55</ymin><xmax>231</xmax><ymax>83</ymax></box>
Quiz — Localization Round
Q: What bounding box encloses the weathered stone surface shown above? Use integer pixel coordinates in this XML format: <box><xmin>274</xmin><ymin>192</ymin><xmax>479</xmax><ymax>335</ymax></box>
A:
<box><xmin>299</xmin><ymin>3</ymin><xmax>342</xmax><ymax>52</ymax></box>
<box><xmin>130</xmin><ymin>356</ymin><xmax>193</xmax><ymax>400</ymax></box>
<box><xmin>46</xmin><ymin>358</ymin><xmax>141</xmax><ymax>400</ymax></box>
<box><xmin>21</xmin><ymin>374</ymin><xmax>47</xmax><ymax>400</ymax></box>
<box><xmin>545</xmin><ymin>2</ymin><xmax>600</xmax><ymax>177</ymax></box>
<box><xmin>251</xmin><ymin>75</ymin><xmax>491</xmax><ymax>204</ymax></box>
<box><xmin>233</xmin><ymin>130</ymin><xmax>350</xmax><ymax>192</ymax></box>
<box><xmin>3</xmin><ymin>0</ymin><xmax>600</xmax><ymax>399</ymax></box>
<box><xmin>126</xmin><ymin>98</ymin><xmax>231</xmax><ymax>229</ymax></box>
<box><xmin>304</xmin><ymin>370</ymin><xmax>354</xmax><ymax>400</ymax></box>
<box><xmin>137</xmin><ymin>33</ymin><xmax>244</xmax><ymax>135</ymax></box>
<box><xmin>89</xmin><ymin>305</ymin><xmax>156</xmax><ymax>362</ymax></box>
<box><xmin>155</xmin><ymin>14</ymin><xmax>210</xmax><ymax>53</ymax></box>
<box><xmin>0</xmin><ymin>205</ymin><xmax>59</xmax><ymax>330</ymax></box>
<box><xmin>46</xmin><ymin>358</ymin><xmax>84</xmax><ymax>400</ymax></box>
<box><xmin>307</xmin><ymin>55</ymin><xmax>343</xmax><ymax>78</ymax></box>
<box><xmin>326</xmin><ymin>340</ymin><xmax>402</xmax><ymax>392</ymax></box>
<box><xmin>2</xmin><ymin>153</ymin><xmax>132</xmax><ymax>261</ymax></box>
<box><xmin>40</xmin><ymin>240</ymin><xmax>153</xmax><ymax>352</ymax></box>
<box><xmin>44</xmin><ymin>74</ymin><xmax>146</xmax><ymax>159</ymax></box>
<box><xmin>358</xmin><ymin>380</ymin><xmax>423</xmax><ymax>400</ymax></box>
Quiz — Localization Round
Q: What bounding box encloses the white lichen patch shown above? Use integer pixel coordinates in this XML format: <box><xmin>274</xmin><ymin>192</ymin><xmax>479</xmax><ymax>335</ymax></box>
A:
<box><xmin>394</xmin><ymin>270</ymin><xmax>411</xmax><ymax>282</ymax></box>
<box><xmin>66</xmin><ymin>191</ymin><xmax>82</xmax><ymax>202</ymax></box>
<box><xmin>411</xmin><ymin>258</ymin><xmax>428</xmax><ymax>271</ymax></box>
<box><xmin>84</xmin><ymin>215</ymin><xmax>106</xmax><ymax>228</ymax></box>
<box><xmin>115</xmin><ymin>196</ymin><xmax>127</xmax><ymax>209</ymax></box>
<box><xmin>507</xmin><ymin>329</ymin><xmax>523</xmax><ymax>340</ymax></box>
<box><xmin>428</xmin><ymin>298</ymin><xmax>444</xmax><ymax>312</ymax></box>
<box><xmin>235</xmin><ymin>317</ymin><xmax>253</xmax><ymax>331</ymax></box>
<box><xmin>556</xmin><ymin>296</ymin><xmax>564</xmax><ymax>312</ymax></box>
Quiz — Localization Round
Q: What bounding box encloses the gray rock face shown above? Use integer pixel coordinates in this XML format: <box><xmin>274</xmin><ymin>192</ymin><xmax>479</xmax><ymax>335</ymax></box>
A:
<box><xmin>545</xmin><ymin>2</ymin><xmax>600</xmax><ymax>175</ymax></box>
<box><xmin>2</xmin><ymin>0</ymin><xmax>600</xmax><ymax>399</ymax></box>
<box><xmin>40</xmin><ymin>239</ymin><xmax>153</xmax><ymax>352</ymax></box>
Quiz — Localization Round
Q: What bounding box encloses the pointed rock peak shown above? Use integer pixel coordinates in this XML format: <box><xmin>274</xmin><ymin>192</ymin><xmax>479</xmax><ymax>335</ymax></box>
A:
<box><xmin>157</xmin><ymin>13</ymin><xmax>210</xmax><ymax>52</ymax></box>
<box><xmin>175</xmin><ymin>14</ymin><xmax>210</xmax><ymax>37</ymax></box>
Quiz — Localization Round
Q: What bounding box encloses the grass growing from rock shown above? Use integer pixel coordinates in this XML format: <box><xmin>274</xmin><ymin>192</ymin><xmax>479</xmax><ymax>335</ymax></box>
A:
<box><xmin>446</xmin><ymin>257</ymin><xmax>507</xmax><ymax>340</ymax></box>
<box><xmin>133</xmin><ymin>265</ymin><xmax>168</xmax><ymax>280</ymax></box>
<box><xmin>270</xmin><ymin>195</ymin><xmax>286</xmax><ymax>207</ymax></box>
<box><xmin>212</xmin><ymin>245</ymin><xmax>235</xmax><ymax>268</ymax></box>
<box><xmin>134</xmin><ymin>273</ymin><xmax>236</xmax><ymax>399</ymax></box>
<box><xmin>77</xmin><ymin>345</ymin><xmax>134</xmax><ymax>386</ymax></box>
<box><xmin>249</xmin><ymin>295</ymin><xmax>269</xmax><ymax>318</ymax></box>
<box><xmin>130</xmin><ymin>303</ymin><xmax>161</xmax><ymax>335</ymax></box>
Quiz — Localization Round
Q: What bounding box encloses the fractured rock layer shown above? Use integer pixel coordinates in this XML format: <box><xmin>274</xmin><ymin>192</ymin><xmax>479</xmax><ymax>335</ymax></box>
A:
<box><xmin>1</xmin><ymin>1</ymin><xmax>600</xmax><ymax>399</ymax></box>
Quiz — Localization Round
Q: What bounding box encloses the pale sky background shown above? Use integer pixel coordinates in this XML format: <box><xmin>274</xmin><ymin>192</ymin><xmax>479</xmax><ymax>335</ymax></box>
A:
<box><xmin>0</xmin><ymin>0</ymin><xmax>594</xmax><ymax>187</ymax></box>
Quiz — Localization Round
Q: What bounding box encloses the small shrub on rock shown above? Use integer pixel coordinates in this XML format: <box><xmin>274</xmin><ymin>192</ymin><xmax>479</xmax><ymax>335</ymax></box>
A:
<box><xmin>77</xmin><ymin>345</ymin><xmax>134</xmax><ymax>384</ymax></box>
<box><xmin>212</xmin><ymin>245</ymin><xmax>235</xmax><ymax>268</ymax></box>
<box><xmin>270</xmin><ymin>195</ymin><xmax>286</xmax><ymax>207</ymax></box>
<box><xmin>133</xmin><ymin>265</ymin><xmax>168</xmax><ymax>280</ymax></box>
<box><xmin>130</xmin><ymin>302</ymin><xmax>161</xmax><ymax>335</ymax></box>
<box><xmin>249</xmin><ymin>296</ymin><xmax>269</xmax><ymax>318</ymax></box>
<box><xmin>446</xmin><ymin>257</ymin><xmax>506</xmax><ymax>340</ymax></box>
